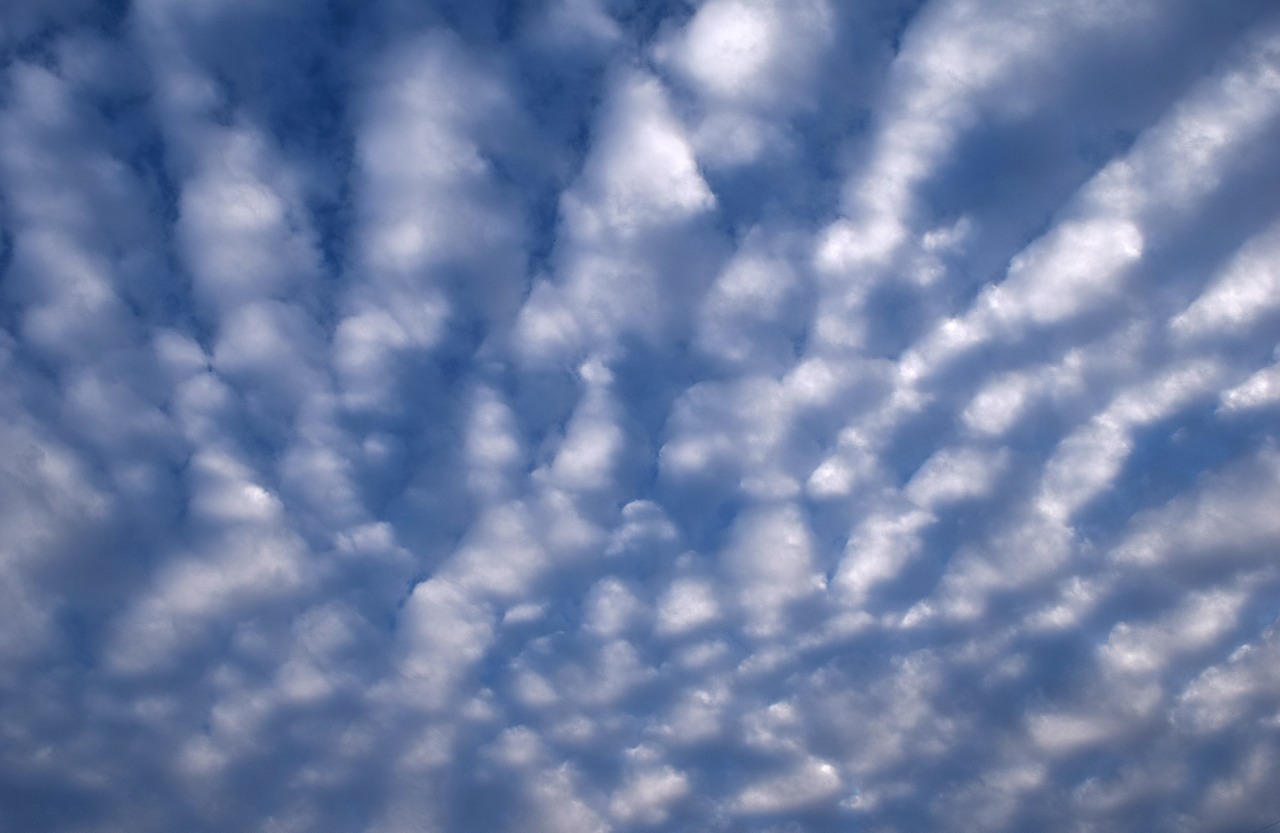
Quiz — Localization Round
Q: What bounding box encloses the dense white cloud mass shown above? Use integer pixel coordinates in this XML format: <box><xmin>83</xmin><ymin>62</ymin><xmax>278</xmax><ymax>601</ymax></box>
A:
<box><xmin>3</xmin><ymin>1</ymin><xmax>1280</xmax><ymax>831</ymax></box>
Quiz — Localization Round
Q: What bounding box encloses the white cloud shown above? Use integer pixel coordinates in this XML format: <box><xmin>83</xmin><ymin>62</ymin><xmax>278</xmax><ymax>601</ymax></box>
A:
<box><xmin>656</xmin><ymin>574</ymin><xmax>721</xmax><ymax>636</ymax></box>
<box><xmin>398</xmin><ymin>577</ymin><xmax>496</xmax><ymax>710</ymax></box>
<box><xmin>663</xmin><ymin>0</ymin><xmax>832</xmax><ymax>107</ymax></box>
<box><xmin>658</xmin><ymin>0</ymin><xmax>835</xmax><ymax>168</ymax></box>
<box><xmin>1173</xmin><ymin>217</ymin><xmax>1280</xmax><ymax>339</ymax></box>
<box><xmin>515</xmin><ymin>70</ymin><xmax>720</xmax><ymax>363</ymax></box>
<box><xmin>731</xmin><ymin>755</ymin><xmax>843</xmax><ymax>814</ymax></box>
<box><xmin>904</xmin><ymin>445</ymin><xmax>1007</xmax><ymax>508</ymax></box>
<box><xmin>609</xmin><ymin>761</ymin><xmax>690</xmax><ymax>825</ymax></box>
<box><xmin>5</xmin><ymin>2</ymin><xmax>1280</xmax><ymax>832</ymax></box>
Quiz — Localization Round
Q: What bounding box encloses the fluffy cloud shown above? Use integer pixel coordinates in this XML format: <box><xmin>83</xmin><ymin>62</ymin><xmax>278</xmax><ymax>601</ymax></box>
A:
<box><xmin>3</xmin><ymin>1</ymin><xmax>1280</xmax><ymax>832</ymax></box>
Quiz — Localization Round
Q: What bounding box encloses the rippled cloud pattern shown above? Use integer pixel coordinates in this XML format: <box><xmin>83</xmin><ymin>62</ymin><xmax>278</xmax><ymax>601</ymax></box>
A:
<box><xmin>3</xmin><ymin>1</ymin><xmax>1280</xmax><ymax>831</ymax></box>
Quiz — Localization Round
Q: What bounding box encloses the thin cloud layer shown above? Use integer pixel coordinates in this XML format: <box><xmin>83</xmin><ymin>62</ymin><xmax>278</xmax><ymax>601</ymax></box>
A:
<box><xmin>2</xmin><ymin>1</ymin><xmax>1280</xmax><ymax>832</ymax></box>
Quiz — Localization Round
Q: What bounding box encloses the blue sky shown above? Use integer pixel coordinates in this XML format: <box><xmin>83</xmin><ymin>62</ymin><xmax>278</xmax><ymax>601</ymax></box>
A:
<box><xmin>3</xmin><ymin>1</ymin><xmax>1280</xmax><ymax>831</ymax></box>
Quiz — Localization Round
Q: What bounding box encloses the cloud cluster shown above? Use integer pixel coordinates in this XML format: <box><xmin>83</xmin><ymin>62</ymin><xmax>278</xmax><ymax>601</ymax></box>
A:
<box><xmin>3</xmin><ymin>1</ymin><xmax>1280</xmax><ymax>831</ymax></box>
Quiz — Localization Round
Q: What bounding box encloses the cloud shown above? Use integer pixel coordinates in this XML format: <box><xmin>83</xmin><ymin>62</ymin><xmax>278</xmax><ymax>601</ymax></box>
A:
<box><xmin>3</xmin><ymin>1</ymin><xmax>1280</xmax><ymax>832</ymax></box>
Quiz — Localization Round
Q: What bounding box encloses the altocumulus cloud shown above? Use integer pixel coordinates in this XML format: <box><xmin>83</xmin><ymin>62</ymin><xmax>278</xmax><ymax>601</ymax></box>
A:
<box><xmin>2</xmin><ymin>0</ymin><xmax>1280</xmax><ymax>831</ymax></box>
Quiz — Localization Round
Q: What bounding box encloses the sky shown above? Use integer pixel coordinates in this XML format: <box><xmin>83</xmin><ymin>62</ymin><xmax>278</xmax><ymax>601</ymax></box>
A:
<box><xmin>2</xmin><ymin>0</ymin><xmax>1280</xmax><ymax>831</ymax></box>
